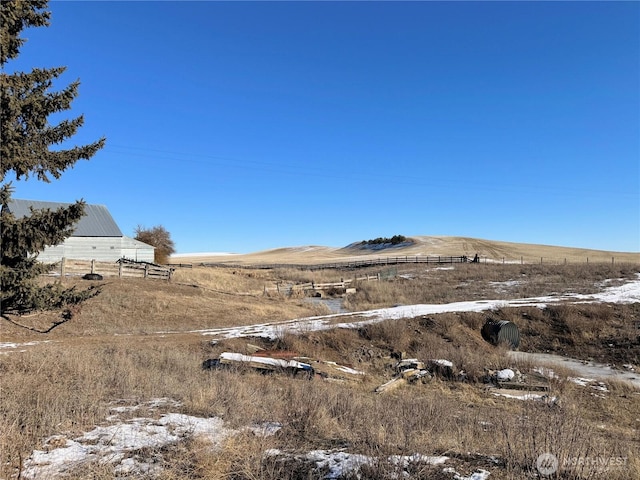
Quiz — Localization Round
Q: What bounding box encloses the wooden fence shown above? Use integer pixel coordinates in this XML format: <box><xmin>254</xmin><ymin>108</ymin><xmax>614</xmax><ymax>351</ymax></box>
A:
<box><xmin>170</xmin><ymin>254</ymin><xmax>637</xmax><ymax>270</ymax></box>
<box><xmin>264</xmin><ymin>274</ymin><xmax>380</xmax><ymax>296</ymax></box>
<box><xmin>48</xmin><ymin>258</ymin><xmax>174</xmax><ymax>281</ymax></box>
<box><xmin>171</xmin><ymin>255</ymin><xmax>471</xmax><ymax>271</ymax></box>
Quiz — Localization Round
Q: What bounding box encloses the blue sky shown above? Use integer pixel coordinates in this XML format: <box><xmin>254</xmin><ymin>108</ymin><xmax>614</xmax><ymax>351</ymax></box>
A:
<box><xmin>7</xmin><ymin>1</ymin><xmax>639</xmax><ymax>253</ymax></box>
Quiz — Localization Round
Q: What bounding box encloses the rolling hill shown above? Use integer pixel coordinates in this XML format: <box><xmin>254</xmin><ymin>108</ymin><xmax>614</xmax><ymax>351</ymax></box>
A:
<box><xmin>171</xmin><ymin>236</ymin><xmax>640</xmax><ymax>265</ymax></box>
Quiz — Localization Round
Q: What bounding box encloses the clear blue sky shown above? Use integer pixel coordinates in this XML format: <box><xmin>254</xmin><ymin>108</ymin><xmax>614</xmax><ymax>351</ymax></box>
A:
<box><xmin>8</xmin><ymin>1</ymin><xmax>640</xmax><ymax>253</ymax></box>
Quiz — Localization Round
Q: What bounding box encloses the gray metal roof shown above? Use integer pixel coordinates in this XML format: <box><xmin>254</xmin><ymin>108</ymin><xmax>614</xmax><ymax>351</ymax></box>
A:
<box><xmin>6</xmin><ymin>199</ymin><xmax>123</xmax><ymax>237</ymax></box>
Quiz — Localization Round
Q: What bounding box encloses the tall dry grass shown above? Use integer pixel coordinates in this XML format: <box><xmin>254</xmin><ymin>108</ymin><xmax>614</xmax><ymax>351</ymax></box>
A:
<box><xmin>344</xmin><ymin>263</ymin><xmax>639</xmax><ymax>310</ymax></box>
<box><xmin>2</xmin><ymin>327</ymin><xmax>638</xmax><ymax>479</ymax></box>
<box><xmin>1</xmin><ymin>263</ymin><xmax>639</xmax><ymax>479</ymax></box>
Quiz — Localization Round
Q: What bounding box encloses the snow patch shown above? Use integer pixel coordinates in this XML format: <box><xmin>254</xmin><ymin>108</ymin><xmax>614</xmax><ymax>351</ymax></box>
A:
<box><xmin>21</xmin><ymin>400</ymin><xmax>234</xmax><ymax>479</ymax></box>
<box><xmin>444</xmin><ymin>467</ymin><xmax>491</xmax><ymax>480</ymax></box>
<box><xmin>265</xmin><ymin>449</ymin><xmax>449</xmax><ymax>479</ymax></box>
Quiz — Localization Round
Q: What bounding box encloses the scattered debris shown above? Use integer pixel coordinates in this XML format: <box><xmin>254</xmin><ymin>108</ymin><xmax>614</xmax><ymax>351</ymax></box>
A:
<box><xmin>375</xmin><ymin>376</ymin><xmax>408</xmax><ymax>393</ymax></box>
<box><xmin>483</xmin><ymin>368</ymin><xmax>541</xmax><ymax>389</ymax></box>
<box><xmin>483</xmin><ymin>367</ymin><xmax>553</xmax><ymax>402</ymax></box>
<box><xmin>375</xmin><ymin>358</ymin><xmax>448</xmax><ymax>393</ymax></box>
<box><xmin>496</xmin><ymin>368</ymin><xmax>514</xmax><ymax>382</ymax></box>
<box><xmin>428</xmin><ymin>358</ymin><xmax>456</xmax><ymax>379</ymax></box>
<box><xmin>202</xmin><ymin>352</ymin><xmax>315</xmax><ymax>377</ymax></box>
<box><xmin>203</xmin><ymin>343</ymin><xmax>368</xmax><ymax>382</ymax></box>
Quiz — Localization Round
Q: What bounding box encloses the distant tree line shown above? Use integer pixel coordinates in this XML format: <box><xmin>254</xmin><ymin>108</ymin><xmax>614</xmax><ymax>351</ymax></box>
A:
<box><xmin>358</xmin><ymin>235</ymin><xmax>409</xmax><ymax>246</ymax></box>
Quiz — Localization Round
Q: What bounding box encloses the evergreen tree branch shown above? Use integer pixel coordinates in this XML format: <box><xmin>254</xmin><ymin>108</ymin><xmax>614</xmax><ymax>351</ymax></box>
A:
<box><xmin>0</xmin><ymin>0</ymin><xmax>106</xmax><ymax>315</ymax></box>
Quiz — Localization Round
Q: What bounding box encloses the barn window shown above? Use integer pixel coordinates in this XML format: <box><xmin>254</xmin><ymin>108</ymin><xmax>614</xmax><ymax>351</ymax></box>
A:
<box><xmin>92</xmin><ymin>246</ymin><xmax>96</xmax><ymax>249</ymax></box>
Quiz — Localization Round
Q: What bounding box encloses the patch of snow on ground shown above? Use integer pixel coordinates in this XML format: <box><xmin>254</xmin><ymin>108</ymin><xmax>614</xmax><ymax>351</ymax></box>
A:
<box><xmin>491</xmin><ymin>391</ymin><xmax>558</xmax><ymax>403</ymax></box>
<box><xmin>265</xmin><ymin>449</ymin><xmax>449</xmax><ymax>479</ymax></box>
<box><xmin>247</xmin><ymin>422</ymin><xmax>283</xmax><ymax>437</ymax></box>
<box><xmin>0</xmin><ymin>340</ymin><xmax>53</xmax><ymax>354</ymax></box>
<box><xmin>568</xmin><ymin>377</ymin><xmax>609</xmax><ymax>393</ymax></box>
<box><xmin>532</xmin><ymin>366</ymin><xmax>559</xmax><ymax>379</ymax></box>
<box><xmin>21</xmin><ymin>400</ymin><xmax>235</xmax><ymax>479</ymax></box>
<box><xmin>289</xmin><ymin>246</ymin><xmax>325</xmax><ymax>252</ymax></box>
<box><xmin>444</xmin><ymin>467</ymin><xmax>491</xmax><ymax>480</ymax></box>
<box><xmin>489</xmin><ymin>280</ymin><xmax>521</xmax><ymax>292</ymax></box>
<box><xmin>569</xmin><ymin>377</ymin><xmax>594</xmax><ymax>387</ymax></box>
<box><xmin>591</xmin><ymin>382</ymin><xmax>609</xmax><ymax>392</ymax></box>
<box><xmin>194</xmin><ymin>274</ymin><xmax>640</xmax><ymax>342</ymax></box>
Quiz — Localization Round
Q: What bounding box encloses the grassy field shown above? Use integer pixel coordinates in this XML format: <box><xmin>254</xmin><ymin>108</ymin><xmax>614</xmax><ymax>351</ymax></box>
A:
<box><xmin>171</xmin><ymin>235</ymin><xmax>640</xmax><ymax>266</ymax></box>
<box><xmin>1</xmin><ymin>239</ymin><xmax>639</xmax><ymax>479</ymax></box>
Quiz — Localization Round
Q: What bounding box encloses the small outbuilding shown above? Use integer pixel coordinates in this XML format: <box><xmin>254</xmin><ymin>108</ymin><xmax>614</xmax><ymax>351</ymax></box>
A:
<box><xmin>4</xmin><ymin>199</ymin><xmax>154</xmax><ymax>262</ymax></box>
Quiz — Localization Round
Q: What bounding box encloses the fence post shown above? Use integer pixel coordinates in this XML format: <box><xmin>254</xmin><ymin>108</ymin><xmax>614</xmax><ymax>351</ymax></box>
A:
<box><xmin>60</xmin><ymin>257</ymin><xmax>66</xmax><ymax>278</ymax></box>
<box><xmin>119</xmin><ymin>261</ymin><xmax>123</xmax><ymax>278</ymax></box>
<box><xmin>144</xmin><ymin>264</ymin><xmax>149</xmax><ymax>279</ymax></box>
<box><xmin>91</xmin><ymin>259</ymin><xmax>95</xmax><ymax>274</ymax></box>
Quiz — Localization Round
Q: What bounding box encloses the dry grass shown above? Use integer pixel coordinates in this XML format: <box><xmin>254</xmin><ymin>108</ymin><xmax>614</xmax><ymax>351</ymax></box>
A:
<box><xmin>1</xmin><ymin>261</ymin><xmax>639</xmax><ymax>479</ymax></box>
<box><xmin>171</xmin><ymin>235</ymin><xmax>640</xmax><ymax>266</ymax></box>
<box><xmin>345</xmin><ymin>262</ymin><xmax>639</xmax><ymax>310</ymax></box>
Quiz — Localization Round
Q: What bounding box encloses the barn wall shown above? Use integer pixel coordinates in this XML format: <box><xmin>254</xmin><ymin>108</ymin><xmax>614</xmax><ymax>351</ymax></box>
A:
<box><xmin>120</xmin><ymin>236</ymin><xmax>155</xmax><ymax>262</ymax></box>
<box><xmin>38</xmin><ymin>236</ymin><xmax>154</xmax><ymax>263</ymax></box>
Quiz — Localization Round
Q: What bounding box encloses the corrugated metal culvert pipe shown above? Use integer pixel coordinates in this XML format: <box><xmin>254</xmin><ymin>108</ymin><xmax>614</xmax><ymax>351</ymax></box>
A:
<box><xmin>481</xmin><ymin>319</ymin><xmax>520</xmax><ymax>349</ymax></box>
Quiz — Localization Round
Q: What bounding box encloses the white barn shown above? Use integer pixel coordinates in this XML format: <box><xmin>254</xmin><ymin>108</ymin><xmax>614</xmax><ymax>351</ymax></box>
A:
<box><xmin>5</xmin><ymin>199</ymin><xmax>155</xmax><ymax>262</ymax></box>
